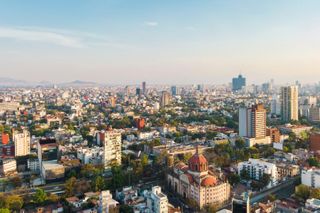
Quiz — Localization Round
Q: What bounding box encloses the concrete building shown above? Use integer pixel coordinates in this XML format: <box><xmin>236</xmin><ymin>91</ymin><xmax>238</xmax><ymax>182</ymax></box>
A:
<box><xmin>146</xmin><ymin>186</ymin><xmax>168</xmax><ymax>213</ymax></box>
<box><xmin>301</xmin><ymin>167</ymin><xmax>320</xmax><ymax>188</ymax></box>
<box><xmin>41</xmin><ymin>160</ymin><xmax>65</xmax><ymax>182</ymax></box>
<box><xmin>0</xmin><ymin>133</ymin><xmax>9</xmax><ymax>145</ymax></box>
<box><xmin>310</xmin><ymin>133</ymin><xmax>320</xmax><ymax>154</ymax></box>
<box><xmin>281</xmin><ymin>86</ymin><xmax>299</xmax><ymax>122</ymax></box>
<box><xmin>167</xmin><ymin>148</ymin><xmax>231</xmax><ymax>209</ymax></box>
<box><xmin>13</xmin><ymin>129</ymin><xmax>30</xmax><ymax>157</ymax></box>
<box><xmin>239</xmin><ymin>104</ymin><xmax>266</xmax><ymax>139</ymax></box>
<box><xmin>99</xmin><ymin>190</ymin><xmax>119</xmax><ymax>213</ymax></box>
<box><xmin>101</xmin><ymin>130</ymin><xmax>122</xmax><ymax>169</ymax></box>
<box><xmin>310</xmin><ymin>106</ymin><xmax>320</xmax><ymax>122</ymax></box>
<box><xmin>160</xmin><ymin>91</ymin><xmax>171</xmax><ymax>107</ymax></box>
<box><xmin>1</xmin><ymin>158</ymin><xmax>17</xmax><ymax>175</ymax></box>
<box><xmin>238</xmin><ymin>158</ymin><xmax>278</xmax><ymax>186</ymax></box>
<box><xmin>232</xmin><ymin>74</ymin><xmax>246</xmax><ymax>92</ymax></box>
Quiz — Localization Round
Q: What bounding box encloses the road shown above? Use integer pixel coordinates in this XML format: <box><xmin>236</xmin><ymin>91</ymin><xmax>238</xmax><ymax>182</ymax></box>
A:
<box><xmin>250</xmin><ymin>176</ymin><xmax>300</xmax><ymax>204</ymax></box>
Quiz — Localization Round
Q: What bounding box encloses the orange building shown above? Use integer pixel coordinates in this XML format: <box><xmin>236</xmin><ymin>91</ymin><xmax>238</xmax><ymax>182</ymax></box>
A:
<box><xmin>0</xmin><ymin>133</ymin><xmax>9</xmax><ymax>145</ymax></box>
<box><xmin>267</xmin><ymin>128</ymin><xmax>281</xmax><ymax>143</ymax></box>
<box><xmin>310</xmin><ymin>133</ymin><xmax>320</xmax><ymax>152</ymax></box>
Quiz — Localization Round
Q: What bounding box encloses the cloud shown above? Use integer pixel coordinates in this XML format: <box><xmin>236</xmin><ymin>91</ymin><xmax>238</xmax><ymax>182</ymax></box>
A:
<box><xmin>144</xmin><ymin>21</ymin><xmax>158</xmax><ymax>27</ymax></box>
<box><xmin>0</xmin><ymin>26</ymin><xmax>84</xmax><ymax>48</ymax></box>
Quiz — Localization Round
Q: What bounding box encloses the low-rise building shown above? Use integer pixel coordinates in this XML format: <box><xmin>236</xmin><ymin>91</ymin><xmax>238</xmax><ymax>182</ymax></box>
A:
<box><xmin>146</xmin><ymin>186</ymin><xmax>168</xmax><ymax>213</ymax></box>
<box><xmin>301</xmin><ymin>167</ymin><xmax>320</xmax><ymax>188</ymax></box>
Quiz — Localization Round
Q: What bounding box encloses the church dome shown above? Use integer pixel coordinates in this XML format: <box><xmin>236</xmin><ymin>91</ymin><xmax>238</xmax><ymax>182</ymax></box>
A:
<box><xmin>201</xmin><ymin>176</ymin><xmax>217</xmax><ymax>187</ymax></box>
<box><xmin>188</xmin><ymin>147</ymin><xmax>208</xmax><ymax>172</ymax></box>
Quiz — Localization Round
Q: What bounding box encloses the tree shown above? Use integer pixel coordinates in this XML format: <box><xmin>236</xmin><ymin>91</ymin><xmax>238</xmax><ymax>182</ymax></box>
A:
<box><xmin>308</xmin><ymin>157</ymin><xmax>320</xmax><ymax>167</ymax></box>
<box><xmin>228</xmin><ymin>173</ymin><xmax>240</xmax><ymax>186</ymax></box>
<box><xmin>267</xmin><ymin>194</ymin><xmax>276</xmax><ymax>202</ymax></box>
<box><xmin>65</xmin><ymin>177</ymin><xmax>77</xmax><ymax>196</ymax></box>
<box><xmin>295</xmin><ymin>184</ymin><xmax>311</xmax><ymax>200</ymax></box>
<box><xmin>203</xmin><ymin>204</ymin><xmax>218</xmax><ymax>213</ymax></box>
<box><xmin>0</xmin><ymin>209</ymin><xmax>10</xmax><ymax>213</ymax></box>
<box><xmin>9</xmin><ymin>176</ymin><xmax>22</xmax><ymax>188</ymax></box>
<box><xmin>47</xmin><ymin>193</ymin><xmax>59</xmax><ymax>203</ymax></box>
<box><xmin>119</xmin><ymin>205</ymin><xmax>133</xmax><ymax>213</ymax></box>
<box><xmin>33</xmin><ymin>188</ymin><xmax>47</xmax><ymax>204</ymax></box>
<box><xmin>240</xmin><ymin>169</ymin><xmax>250</xmax><ymax>180</ymax></box>
<box><xmin>5</xmin><ymin>195</ymin><xmax>23</xmax><ymax>211</ymax></box>
<box><xmin>92</xmin><ymin>176</ymin><xmax>105</xmax><ymax>192</ymax></box>
<box><xmin>311</xmin><ymin>188</ymin><xmax>320</xmax><ymax>199</ymax></box>
<box><xmin>141</xmin><ymin>154</ymin><xmax>149</xmax><ymax>167</ymax></box>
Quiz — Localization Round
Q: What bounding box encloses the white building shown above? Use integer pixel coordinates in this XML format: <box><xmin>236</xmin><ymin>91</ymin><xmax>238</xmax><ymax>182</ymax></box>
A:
<box><xmin>101</xmin><ymin>130</ymin><xmax>122</xmax><ymax>169</ymax></box>
<box><xmin>99</xmin><ymin>190</ymin><xmax>119</xmax><ymax>213</ymax></box>
<box><xmin>301</xmin><ymin>168</ymin><xmax>320</xmax><ymax>188</ymax></box>
<box><xmin>77</xmin><ymin>146</ymin><xmax>103</xmax><ymax>165</ymax></box>
<box><xmin>13</xmin><ymin>129</ymin><xmax>30</xmax><ymax>157</ymax></box>
<box><xmin>146</xmin><ymin>186</ymin><xmax>168</xmax><ymax>213</ymax></box>
<box><xmin>238</xmin><ymin>158</ymin><xmax>278</xmax><ymax>186</ymax></box>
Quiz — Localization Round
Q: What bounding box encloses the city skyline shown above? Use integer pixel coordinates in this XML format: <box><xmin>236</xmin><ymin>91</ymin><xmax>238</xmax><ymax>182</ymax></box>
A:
<box><xmin>1</xmin><ymin>0</ymin><xmax>320</xmax><ymax>84</ymax></box>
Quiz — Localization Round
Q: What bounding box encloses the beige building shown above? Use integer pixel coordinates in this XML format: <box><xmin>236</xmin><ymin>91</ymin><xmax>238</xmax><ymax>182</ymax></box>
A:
<box><xmin>160</xmin><ymin>91</ymin><xmax>171</xmax><ymax>107</ymax></box>
<box><xmin>13</xmin><ymin>129</ymin><xmax>30</xmax><ymax>157</ymax></box>
<box><xmin>281</xmin><ymin>86</ymin><xmax>298</xmax><ymax>122</ymax></box>
<box><xmin>167</xmin><ymin>149</ymin><xmax>230</xmax><ymax>209</ymax></box>
<box><xmin>239</xmin><ymin>104</ymin><xmax>266</xmax><ymax>139</ymax></box>
<box><xmin>102</xmin><ymin>130</ymin><xmax>122</xmax><ymax>169</ymax></box>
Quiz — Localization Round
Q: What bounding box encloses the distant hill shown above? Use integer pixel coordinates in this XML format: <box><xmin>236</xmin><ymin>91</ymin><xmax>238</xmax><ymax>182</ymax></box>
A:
<box><xmin>0</xmin><ymin>77</ymin><xmax>101</xmax><ymax>88</ymax></box>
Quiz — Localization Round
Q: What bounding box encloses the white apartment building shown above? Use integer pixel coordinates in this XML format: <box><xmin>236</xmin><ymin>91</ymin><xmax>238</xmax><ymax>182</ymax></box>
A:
<box><xmin>77</xmin><ymin>146</ymin><xmax>103</xmax><ymax>165</ymax></box>
<box><xmin>13</xmin><ymin>130</ymin><xmax>30</xmax><ymax>157</ymax></box>
<box><xmin>146</xmin><ymin>186</ymin><xmax>168</xmax><ymax>213</ymax></box>
<box><xmin>301</xmin><ymin>168</ymin><xmax>320</xmax><ymax>188</ymax></box>
<box><xmin>102</xmin><ymin>130</ymin><xmax>122</xmax><ymax>169</ymax></box>
<box><xmin>238</xmin><ymin>158</ymin><xmax>278</xmax><ymax>186</ymax></box>
<box><xmin>99</xmin><ymin>190</ymin><xmax>119</xmax><ymax>213</ymax></box>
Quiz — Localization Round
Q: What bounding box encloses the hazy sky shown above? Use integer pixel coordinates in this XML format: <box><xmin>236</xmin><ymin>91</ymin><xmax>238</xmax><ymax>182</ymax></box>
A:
<box><xmin>0</xmin><ymin>0</ymin><xmax>320</xmax><ymax>85</ymax></box>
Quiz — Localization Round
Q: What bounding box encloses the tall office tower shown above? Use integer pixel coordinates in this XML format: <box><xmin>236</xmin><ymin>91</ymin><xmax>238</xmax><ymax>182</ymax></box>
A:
<box><xmin>281</xmin><ymin>86</ymin><xmax>299</xmax><ymax>122</ymax></box>
<box><xmin>142</xmin><ymin>81</ymin><xmax>146</xmax><ymax>94</ymax></box>
<box><xmin>136</xmin><ymin>87</ymin><xmax>141</xmax><ymax>96</ymax></box>
<box><xmin>232</xmin><ymin>74</ymin><xmax>246</xmax><ymax>91</ymax></box>
<box><xmin>13</xmin><ymin>130</ymin><xmax>30</xmax><ymax>157</ymax></box>
<box><xmin>239</xmin><ymin>104</ymin><xmax>266</xmax><ymax>139</ymax></box>
<box><xmin>197</xmin><ymin>84</ymin><xmax>204</xmax><ymax>92</ymax></box>
<box><xmin>160</xmin><ymin>91</ymin><xmax>171</xmax><ymax>107</ymax></box>
<box><xmin>103</xmin><ymin>130</ymin><xmax>122</xmax><ymax>169</ymax></box>
<box><xmin>171</xmin><ymin>86</ymin><xmax>177</xmax><ymax>96</ymax></box>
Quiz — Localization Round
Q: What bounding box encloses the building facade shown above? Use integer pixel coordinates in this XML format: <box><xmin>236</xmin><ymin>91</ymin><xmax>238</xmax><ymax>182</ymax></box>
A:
<box><xmin>102</xmin><ymin>130</ymin><xmax>122</xmax><ymax>169</ymax></box>
<box><xmin>232</xmin><ymin>74</ymin><xmax>246</xmax><ymax>91</ymax></box>
<box><xmin>167</xmin><ymin>149</ymin><xmax>231</xmax><ymax>209</ymax></box>
<box><xmin>146</xmin><ymin>186</ymin><xmax>168</xmax><ymax>213</ymax></box>
<box><xmin>281</xmin><ymin>86</ymin><xmax>299</xmax><ymax>122</ymax></box>
<box><xmin>13</xmin><ymin>129</ymin><xmax>30</xmax><ymax>157</ymax></box>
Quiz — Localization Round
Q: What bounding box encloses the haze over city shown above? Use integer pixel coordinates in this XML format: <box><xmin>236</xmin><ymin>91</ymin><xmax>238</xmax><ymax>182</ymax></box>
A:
<box><xmin>1</xmin><ymin>0</ymin><xmax>320</xmax><ymax>84</ymax></box>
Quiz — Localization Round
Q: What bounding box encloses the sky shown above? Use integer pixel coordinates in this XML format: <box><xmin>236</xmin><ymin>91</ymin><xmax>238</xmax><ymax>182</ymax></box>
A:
<box><xmin>0</xmin><ymin>0</ymin><xmax>320</xmax><ymax>85</ymax></box>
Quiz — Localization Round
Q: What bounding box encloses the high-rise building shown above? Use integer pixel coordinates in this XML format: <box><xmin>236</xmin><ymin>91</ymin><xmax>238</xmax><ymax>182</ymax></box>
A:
<box><xmin>142</xmin><ymin>81</ymin><xmax>146</xmax><ymax>94</ymax></box>
<box><xmin>171</xmin><ymin>86</ymin><xmax>177</xmax><ymax>96</ymax></box>
<box><xmin>136</xmin><ymin>87</ymin><xmax>141</xmax><ymax>96</ymax></box>
<box><xmin>232</xmin><ymin>74</ymin><xmax>246</xmax><ymax>91</ymax></box>
<box><xmin>239</xmin><ymin>104</ymin><xmax>266</xmax><ymax>139</ymax></box>
<box><xmin>109</xmin><ymin>96</ymin><xmax>116</xmax><ymax>107</ymax></box>
<box><xmin>281</xmin><ymin>86</ymin><xmax>299</xmax><ymax>122</ymax></box>
<box><xmin>102</xmin><ymin>130</ymin><xmax>122</xmax><ymax>169</ymax></box>
<box><xmin>13</xmin><ymin>130</ymin><xmax>30</xmax><ymax>157</ymax></box>
<box><xmin>160</xmin><ymin>91</ymin><xmax>171</xmax><ymax>107</ymax></box>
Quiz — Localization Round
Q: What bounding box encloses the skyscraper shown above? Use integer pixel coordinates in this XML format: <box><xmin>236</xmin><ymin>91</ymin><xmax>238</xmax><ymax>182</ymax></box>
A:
<box><xmin>281</xmin><ymin>86</ymin><xmax>299</xmax><ymax>122</ymax></box>
<box><xmin>232</xmin><ymin>74</ymin><xmax>246</xmax><ymax>91</ymax></box>
<box><xmin>239</xmin><ymin>104</ymin><xmax>266</xmax><ymax>139</ymax></box>
<box><xmin>136</xmin><ymin>87</ymin><xmax>141</xmax><ymax>96</ymax></box>
<box><xmin>160</xmin><ymin>91</ymin><xmax>171</xmax><ymax>107</ymax></box>
<box><xmin>142</xmin><ymin>81</ymin><xmax>146</xmax><ymax>94</ymax></box>
<box><xmin>171</xmin><ymin>86</ymin><xmax>177</xmax><ymax>96</ymax></box>
<box><xmin>102</xmin><ymin>130</ymin><xmax>122</xmax><ymax>169</ymax></box>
